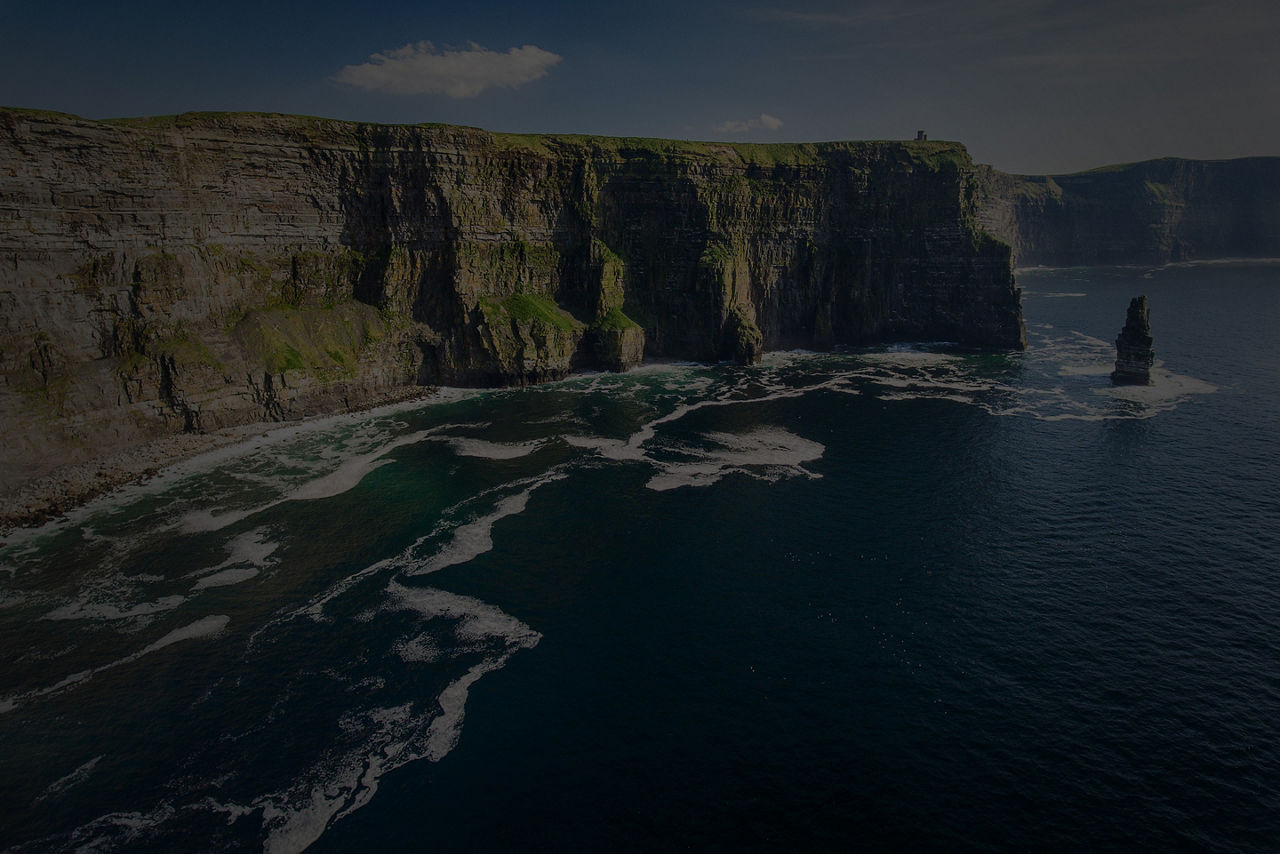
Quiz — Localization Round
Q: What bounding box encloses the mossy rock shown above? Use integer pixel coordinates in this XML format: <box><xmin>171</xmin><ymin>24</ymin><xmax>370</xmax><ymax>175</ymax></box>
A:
<box><xmin>232</xmin><ymin>301</ymin><xmax>387</xmax><ymax>378</ymax></box>
<box><xmin>479</xmin><ymin>293</ymin><xmax>581</xmax><ymax>333</ymax></box>
<box><xmin>586</xmin><ymin>308</ymin><xmax>645</xmax><ymax>372</ymax></box>
<box><xmin>721</xmin><ymin>304</ymin><xmax>763</xmax><ymax>365</ymax></box>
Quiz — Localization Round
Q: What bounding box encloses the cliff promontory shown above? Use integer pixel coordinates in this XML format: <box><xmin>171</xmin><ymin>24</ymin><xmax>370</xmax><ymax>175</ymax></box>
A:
<box><xmin>1</xmin><ymin>108</ymin><xmax>1023</xmax><ymax>497</ymax></box>
<box><xmin>977</xmin><ymin>157</ymin><xmax>1280</xmax><ymax>266</ymax></box>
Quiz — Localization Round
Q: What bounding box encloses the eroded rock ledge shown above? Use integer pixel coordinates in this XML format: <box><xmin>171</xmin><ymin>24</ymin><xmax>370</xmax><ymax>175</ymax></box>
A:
<box><xmin>1</xmin><ymin>108</ymin><xmax>1024</xmax><ymax>498</ymax></box>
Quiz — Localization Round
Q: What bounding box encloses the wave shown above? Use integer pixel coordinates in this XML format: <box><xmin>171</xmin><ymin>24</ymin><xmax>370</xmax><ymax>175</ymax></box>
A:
<box><xmin>0</xmin><ymin>615</ymin><xmax>229</xmax><ymax>714</ymax></box>
<box><xmin>34</xmin><ymin>755</ymin><xmax>102</xmax><ymax>805</ymax></box>
<box><xmin>179</xmin><ymin>428</ymin><xmax>439</xmax><ymax>533</ymax></box>
<box><xmin>403</xmin><ymin>472</ymin><xmax>568</xmax><ymax>577</ymax></box>
<box><xmin>646</xmin><ymin>427</ymin><xmax>825</xmax><ymax>491</ymax></box>
<box><xmin>437</xmin><ymin>436</ymin><xmax>548</xmax><ymax>459</ymax></box>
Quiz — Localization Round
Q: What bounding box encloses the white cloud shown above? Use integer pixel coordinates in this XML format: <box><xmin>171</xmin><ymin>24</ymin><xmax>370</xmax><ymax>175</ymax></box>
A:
<box><xmin>333</xmin><ymin>41</ymin><xmax>563</xmax><ymax>99</ymax></box>
<box><xmin>715</xmin><ymin>113</ymin><xmax>784</xmax><ymax>134</ymax></box>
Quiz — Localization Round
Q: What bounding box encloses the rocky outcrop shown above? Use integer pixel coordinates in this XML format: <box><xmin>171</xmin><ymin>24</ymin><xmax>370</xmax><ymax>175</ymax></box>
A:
<box><xmin>976</xmin><ymin>157</ymin><xmax>1280</xmax><ymax>266</ymax></box>
<box><xmin>1</xmin><ymin>108</ymin><xmax>1023</xmax><ymax>490</ymax></box>
<box><xmin>1112</xmin><ymin>296</ymin><xmax>1155</xmax><ymax>385</ymax></box>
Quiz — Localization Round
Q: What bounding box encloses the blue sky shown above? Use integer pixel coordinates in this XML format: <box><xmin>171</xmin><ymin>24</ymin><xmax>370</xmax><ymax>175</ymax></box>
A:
<box><xmin>2</xmin><ymin>0</ymin><xmax>1276</xmax><ymax>173</ymax></box>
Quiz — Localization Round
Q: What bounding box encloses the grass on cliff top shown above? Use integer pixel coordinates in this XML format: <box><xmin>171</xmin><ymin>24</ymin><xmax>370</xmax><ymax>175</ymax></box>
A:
<box><xmin>593</xmin><ymin>306</ymin><xmax>643</xmax><ymax>332</ymax></box>
<box><xmin>0</xmin><ymin>106</ymin><xmax>87</xmax><ymax>122</ymax></box>
<box><xmin>489</xmin><ymin>132</ymin><xmax>971</xmax><ymax>169</ymax></box>
<box><xmin>3</xmin><ymin>106</ymin><xmax>971</xmax><ymax>170</ymax></box>
<box><xmin>102</xmin><ymin>111</ymin><xmax>337</xmax><ymax>129</ymax></box>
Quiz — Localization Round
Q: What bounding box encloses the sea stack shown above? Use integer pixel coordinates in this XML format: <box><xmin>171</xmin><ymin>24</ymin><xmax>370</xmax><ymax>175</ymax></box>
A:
<box><xmin>1112</xmin><ymin>295</ymin><xmax>1155</xmax><ymax>385</ymax></box>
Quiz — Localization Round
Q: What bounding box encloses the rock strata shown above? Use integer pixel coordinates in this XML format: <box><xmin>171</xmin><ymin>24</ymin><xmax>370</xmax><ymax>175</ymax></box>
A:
<box><xmin>1</xmin><ymin>108</ymin><xmax>1024</xmax><ymax>502</ymax></box>
<box><xmin>1112</xmin><ymin>296</ymin><xmax>1155</xmax><ymax>385</ymax></box>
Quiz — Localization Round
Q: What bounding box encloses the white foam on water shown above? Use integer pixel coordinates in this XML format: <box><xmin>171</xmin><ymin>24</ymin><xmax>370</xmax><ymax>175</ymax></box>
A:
<box><xmin>1058</xmin><ymin>363</ymin><xmax>1113</xmax><ymax>376</ymax></box>
<box><xmin>189</xmin><ymin>527</ymin><xmax>279</xmax><ymax>581</ymax></box>
<box><xmin>562</xmin><ymin>434</ymin><xmax>647</xmax><ymax>462</ymax></box>
<box><xmin>404</xmin><ymin>472</ymin><xmax>568</xmax><ymax>577</ymax></box>
<box><xmin>858</xmin><ymin>349</ymin><xmax>962</xmax><ymax>367</ymax></box>
<box><xmin>438</xmin><ymin>436</ymin><xmax>547</xmax><ymax>459</ymax></box>
<box><xmin>864</xmin><ymin>373</ymin><xmax>999</xmax><ymax>394</ymax></box>
<box><xmin>1</xmin><ymin>615</ymin><xmax>229</xmax><ymax>714</ymax></box>
<box><xmin>878</xmin><ymin>391</ymin><xmax>978</xmax><ymax>406</ymax></box>
<box><xmin>44</xmin><ymin>594</ymin><xmax>187</xmax><ymax>623</ymax></box>
<box><xmin>251</xmin><ymin>584</ymin><xmax>538</xmax><ymax>854</ymax></box>
<box><xmin>180</xmin><ymin>507</ymin><xmax>259</xmax><ymax>534</ymax></box>
<box><xmin>386</xmin><ymin>582</ymin><xmax>541</xmax><ymax>646</ymax></box>
<box><xmin>645</xmin><ymin>427</ymin><xmax>826</xmax><ymax>491</ymax></box>
<box><xmin>4</xmin><ymin>395</ymin><xmax>469</xmax><ymax>549</ymax></box>
<box><xmin>565</xmin><ymin>370</ymin><xmax>851</xmax><ymax>469</ymax></box>
<box><xmin>285</xmin><ymin>428</ymin><xmax>435</xmax><ymax>502</ymax></box>
<box><xmin>34</xmin><ymin>755</ymin><xmax>102</xmax><ymax>804</ymax></box>
<box><xmin>270</xmin><ymin>469</ymin><xmax>568</xmax><ymax>632</ymax></box>
<box><xmin>179</xmin><ymin>428</ymin><xmax>441</xmax><ymax>533</ymax></box>
<box><xmin>394</xmin><ymin>633</ymin><xmax>442</xmax><ymax>663</ymax></box>
<box><xmin>1163</xmin><ymin>256</ymin><xmax>1280</xmax><ymax>267</ymax></box>
<box><xmin>1097</xmin><ymin>368</ymin><xmax>1218</xmax><ymax>404</ymax></box>
<box><xmin>283</xmin><ymin>556</ymin><xmax>396</xmax><ymax>626</ymax></box>
<box><xmin>192</xmin><ymin>567</ymin><xmax>261</xmax><ymax>590</ymax></box>
<box><xmin>37</xmin><ymin>804</ymin><xmax>180</xmax><ymax>853</ymax></box>
<box><xmin>132</xmin><ymin>614</ymin><xmax>230</xmax><ymax>657</ymax></box>
<box><xmin>255</xmin><ymin>702</ymin><xmax>422</xmax><ymax>854</ymax></box>
<box><xmin>424</xmin><ymin>657</ymin><xmax>506</xmax><ymax>761</ymax></box>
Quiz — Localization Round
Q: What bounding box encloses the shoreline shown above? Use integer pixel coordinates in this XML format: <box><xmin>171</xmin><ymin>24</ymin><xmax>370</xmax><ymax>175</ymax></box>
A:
<box><xmin>0</xmin><ymin>385</ymin><xmax>440</xmax><ymax>535</ymax></box>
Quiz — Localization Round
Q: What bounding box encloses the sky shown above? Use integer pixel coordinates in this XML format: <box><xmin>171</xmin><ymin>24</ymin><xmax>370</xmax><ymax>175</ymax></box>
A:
<box><xmin>1</xmin><ymin>0</ymin><xmax>1276</xmax><ymax>174</ymax></box>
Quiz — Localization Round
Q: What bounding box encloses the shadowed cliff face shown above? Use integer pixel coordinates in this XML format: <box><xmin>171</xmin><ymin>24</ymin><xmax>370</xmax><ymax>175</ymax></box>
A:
<box><xmin>977</xmin><ymin>157</ymin><xmax>1280</xmax><ymax>267</ymax></box>
<box><xmin>0</xmin><ymin>109</ymin><xmax>1022</xmax><ymax>486</ymax></box>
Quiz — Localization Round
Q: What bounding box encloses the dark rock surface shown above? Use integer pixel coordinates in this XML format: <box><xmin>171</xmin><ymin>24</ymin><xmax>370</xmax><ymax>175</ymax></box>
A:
<box><xmin>1112</xmin><ymin>296</ymin><xmax>1155</xmax><ymax>385</ymax></box>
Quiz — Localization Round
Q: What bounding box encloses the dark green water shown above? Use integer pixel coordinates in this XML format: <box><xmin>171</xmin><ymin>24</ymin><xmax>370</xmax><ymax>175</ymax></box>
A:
<box><xmin>2</xmin><ymin>262</ymin><xmax>1278</xmax><ymax>851</ymax></box>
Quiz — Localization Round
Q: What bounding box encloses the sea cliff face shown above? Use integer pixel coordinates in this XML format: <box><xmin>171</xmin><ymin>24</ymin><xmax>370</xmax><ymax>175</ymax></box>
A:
<box><xmin>976</xmin><ymin>157</ymin><xmax>1280</xmax><ymax>266</ymax></box>
<box><xmin>0</xmin><ymin>109</ymin><xmax>1023</xmax><ymax>488</ymax></box>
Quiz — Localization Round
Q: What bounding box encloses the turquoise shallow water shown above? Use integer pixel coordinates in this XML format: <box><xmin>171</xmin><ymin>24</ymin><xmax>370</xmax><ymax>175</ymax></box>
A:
<box><xmin>1</xmin><ymin>262</ymin><xmax>1278</xmax><ymax>851</ymax></box>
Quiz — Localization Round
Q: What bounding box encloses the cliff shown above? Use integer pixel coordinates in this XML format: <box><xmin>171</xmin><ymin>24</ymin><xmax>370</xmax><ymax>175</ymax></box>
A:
<box><xmin>976</xmin><ymin>157</ymin><xmax>1280</xmax><ymax>266</ymax></box>
<box><xmin>0</xmin><ymin>108</ymin><xmax>1023</xmax><ymax>492</ymax></box>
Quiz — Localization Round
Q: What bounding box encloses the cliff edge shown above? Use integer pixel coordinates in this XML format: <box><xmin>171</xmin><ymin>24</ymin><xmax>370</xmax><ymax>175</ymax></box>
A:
<box><xmin>1</xmin><ymin>108</ymin><xmax>1023</xmax><ymax>497</ymax></box>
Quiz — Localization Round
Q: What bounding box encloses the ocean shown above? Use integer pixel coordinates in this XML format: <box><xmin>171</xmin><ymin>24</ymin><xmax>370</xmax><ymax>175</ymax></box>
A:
<box><xmin>1</xmin><ymin>261</ymin><xmax>1278</xmax><ymax>852</ymax></box>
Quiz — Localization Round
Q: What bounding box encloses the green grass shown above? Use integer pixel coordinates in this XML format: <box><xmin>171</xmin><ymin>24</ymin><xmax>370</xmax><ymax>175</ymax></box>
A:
<box><xmin>266</xmin><ymin>343</ymin><xmax>305</xmax><ymax>373</ymax></box>
<box><xmin>233</xmin><ymin>301</ymin><xmax>386</xmax><ymax>378</ymax></box>
<box><xmin>154</xmin><ymin>328</ymin><xmax>221</xmax><ymax>369</ymax></box>
<box><xmin>8</xmin><ymin>106</ymin><xmax>983</xmax><ymax>176</ymax></box>
<box><xmin>593</xmin><ymin>305</ymin><xmax>642</xmax><ymax>332</ymax></box>
<box><xmin>482</xmin><ymin>293</ymin><xmax>580</xmax><ymax>332</ymax></box>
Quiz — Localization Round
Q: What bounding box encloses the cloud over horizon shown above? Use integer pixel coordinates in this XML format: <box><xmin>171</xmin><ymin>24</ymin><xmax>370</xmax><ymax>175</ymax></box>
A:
<box><xmin>333</xmin><ymin>41</ymin><xmax>562</xmax><ymax>98</ymax></box>
<box><xmin>716</xmin><ymin>113</ymin><xmax>784</xmax><ymax>134</ymax></box>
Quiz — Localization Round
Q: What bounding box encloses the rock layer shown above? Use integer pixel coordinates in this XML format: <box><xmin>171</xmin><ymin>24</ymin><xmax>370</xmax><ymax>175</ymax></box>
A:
<box><xmin>1</xmin><ymin>108</ymin><xmax>1024</xmax><ymax>491</ymax></box>
<box><xmin>1112</xmin><ymin>296</ymin><xmax>1155</xmax><ymax>386</ymax></box>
